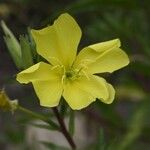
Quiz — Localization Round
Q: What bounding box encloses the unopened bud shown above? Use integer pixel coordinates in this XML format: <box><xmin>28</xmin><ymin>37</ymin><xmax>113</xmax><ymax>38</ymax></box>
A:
<box><xmin>0</xmin><ymin>90</ymin><xmax>18</xmax><ymax>113</ymax></box>
<box><xmin>1</xmin><ymin>20</ymin><xmax>22</xmax><ymax>69</ymax></box>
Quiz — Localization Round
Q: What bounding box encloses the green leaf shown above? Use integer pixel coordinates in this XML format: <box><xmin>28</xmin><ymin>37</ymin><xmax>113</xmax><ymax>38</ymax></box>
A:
<box><xmin>60</xmin><ymin>100</ymin><xmax>68</xmax><ymax>118</ymax></box>
<box><xmin>95</xmin><ymin>129</ymin><xmax>106</xmax><ymax>150</ymax></box>
<box><xmin>30</xmin><ymin>123</ymin><xmax>57</xmax><ymax>131</ymax></box>
<box><xmin>68</xmin><ymin>109</ymin><xmax>75</xmax><ymax>136</ymax></box>
<box><xmin>40</xmin><ymin>141</ymin><xmax>69</xmax><ymax>150</ymax></box>
<box><xmin>1</xmin><ymin>20</ymin><xmax>22</xmax><ymax>69</ymax></box>
<box><xmin>19</xmin><ymin>35</ymin><xmax>34</xmax><ymax>69</ymax></box>
<box><xmin>117</xmin><ymin>102</ymin><xmax>148</xmax><ymax>150</ymax></box>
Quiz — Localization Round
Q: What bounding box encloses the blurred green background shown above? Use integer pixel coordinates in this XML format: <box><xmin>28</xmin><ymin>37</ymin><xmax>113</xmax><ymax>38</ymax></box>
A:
<box><xmin>0</xmin><ymin>0</ymin><xmax>150</xmax><ymax>150</ymax></box>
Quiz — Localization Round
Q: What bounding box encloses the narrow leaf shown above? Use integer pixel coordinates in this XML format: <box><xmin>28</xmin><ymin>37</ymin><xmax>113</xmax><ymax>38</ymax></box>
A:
<box><xmin>68</xmin><ymin>109</ymin><xmax>75</xmax><ymax>136</ymax></box>
<box><xmin>96</xmin><ymin>129</ymin><xmax>105</xmax><ymax>150</ymax></box>
<box><xmin>30</xmin><ymin>123</ymin><xmax>57</xmax><ymax>131</ymax></box>
<box><xmin>60</xmin><ymin>100</ymin><xmax>68</xmax><ymax>118</ymax></box>
<box><xmin>40</xmin><ymin>141</ymin><xmax>69</xmax><ymax>150</ymax></box>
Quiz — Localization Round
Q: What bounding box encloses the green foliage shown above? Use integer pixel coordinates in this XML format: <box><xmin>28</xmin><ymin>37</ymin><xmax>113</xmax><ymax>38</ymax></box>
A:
<box><xmin>117</xmin><ymin>105</ymin><xmax>147</xmax><ymax>150</ymax></box>
<box><xmin>30</xmin><ymin>123</ymin><xmax>57</xmax><ymax>131</ymax></box>
<box><xmin>68</xmin><ymin>109</ymin><xmax>75</xmax><ymax>136</ymax></box>
<box><xmin>60</xmin><ymin>100</ymin><xmax>69</xmax><ymax>118</ymax></box>
<box><xmin>40</xmin><ymin>141</ymin><xmax>69</xmax><ymax>150</ymax></box>
<box><xmin>94</xmin><ymin>129</ymin><xmax>106</xmax><ymax>150</ymax></box>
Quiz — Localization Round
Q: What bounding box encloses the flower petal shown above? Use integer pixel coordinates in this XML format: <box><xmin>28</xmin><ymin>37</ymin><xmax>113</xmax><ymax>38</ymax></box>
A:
<box><xmin>102</xmin><ymin>83</ymin><xmax>115</xmax><ymax>104</ymax></box>
<box><xmin>17</xmin><ymin>62</ymin><xmax>61</xmax><ymax>84</ymax></box>
<box><xmin>62</xmin><ymin>75</ymin><xmax>109</xmax><ymax>110</ymax></box>
<box><xmin>33</xmin><ymin>79</ymin><xmax>63</xmax><ymax>107</ymax></box>
<box><xmin>74</xmin><ymin>39</ymin><xmax>129</xmax><ymax>73</ymax></box>
<box><xmin>87</xmin><ymin>48</ymin><xmax>129</xmax><ymax>74</ymax></box>
<box><xmin>74</xmin><ymin>39</ymin><xmax>120</xmax><ymax>67</ymax></box>
<box><xmin>31</xmin><ymin>13</ymin><xmax>81</xmax><ymax>67</ymax></box>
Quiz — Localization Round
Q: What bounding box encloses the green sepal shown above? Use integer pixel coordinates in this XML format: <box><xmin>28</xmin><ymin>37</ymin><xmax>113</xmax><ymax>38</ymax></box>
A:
<box><xmin>27</xmin><ymin>27</ymin><xmax>37</xmax><ymax>61</ymax></box>
<box><xmin>19</xmin><ymin>35</ymin><xmax>34</xmax><ymax>69</ymax></box>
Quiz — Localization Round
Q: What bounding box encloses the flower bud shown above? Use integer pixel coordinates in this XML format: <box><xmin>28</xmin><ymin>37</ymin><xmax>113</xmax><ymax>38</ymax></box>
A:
<box><xmin>0</xmin><ymin>90</ymin><xmax>18</xmax><ymax>113</ymax></box>
<box><xmin>1</xmin><ymin>20</ymin><xmax>22</xmax><ymax>69</ymax></box>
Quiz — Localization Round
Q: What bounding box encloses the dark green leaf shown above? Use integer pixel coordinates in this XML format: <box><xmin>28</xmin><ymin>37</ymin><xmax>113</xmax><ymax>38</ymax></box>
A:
<box><xmin>95</xmin><ymin>129</ymin><xmax>105</xmax><ymax>150</ymax></box>
<box><xmin>68</xmin><ymin>109</ymin><xmax>75</xmax><ymax>136</ymax></box>
<box><xmin>60</xmin><ymin>100</ymin><xmax>68</xmax><ymax>118</ymax></box>
<box><xmin>40</xmin><ymin>141</ymin><xmax>69</xmax><ymax>150</ymax></box>
<box><xmin>30</xmin><ymin>123</ymin><xmax>57</xmax><ymax>131</ymax></box>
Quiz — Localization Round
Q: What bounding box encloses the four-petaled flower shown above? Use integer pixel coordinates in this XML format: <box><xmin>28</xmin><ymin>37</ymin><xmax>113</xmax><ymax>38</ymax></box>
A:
<box><xmin>17</xmin><ymin>13</ymin><xmax>129</xmax><ymax>110</ymax></box>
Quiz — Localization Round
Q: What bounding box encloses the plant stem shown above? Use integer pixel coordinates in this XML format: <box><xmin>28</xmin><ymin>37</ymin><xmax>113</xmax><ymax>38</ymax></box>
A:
<box><xmin>52</xmin><ymin>107</ymin><xmax>76</xmax><ymax>150</ymax></box>
<box><xmin>18</xmin><ymin>106</ymin><xmax>59</xmax><ymax>130</ymax></box>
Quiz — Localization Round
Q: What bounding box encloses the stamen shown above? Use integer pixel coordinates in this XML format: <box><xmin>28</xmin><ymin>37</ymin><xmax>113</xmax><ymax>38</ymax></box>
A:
<box><xmin>77</xmin><ymin>67</ymin><xmax>83</xmax><ymax>74</ymax></box>
<box><xmin>51</xmin><ymin>65</ymin><xmax>60</xmax><ymax>70</ymax></box>
<box><xmin>60</xmin><ymin>63</ymin><xmax>90</xmax><ymax>83</ymax></box>
<box><xmin>80</xmin><ymin>59</ymin><xmax>95</xmax><ymax>65</ymax></box>
<box><xmin>51</xmin><ymin>63</ymin><xmax>65</xmax><ymax>75</ymax></box>
<box><xmin>77</xmin><ymin>59</ymin><xmax>94</xmax><ymax>71</ymax></box>
<box><xmin>62</xmin><ymin>65</ymin><xmax>66</xmax><ymax>75</ymax></box>
<box><xmin>61</xmin><ymin>74</ymin><xmax>65</xmax><ymax>84</ymax></box>
<box><xmin>48</xmin><ymin>57</ymin><xmax>63</xmax><ymax>66</ymax></box>
<box><xmin>81</xmin><ymin>70</ymin><xmax>90</xmax><ymax>80</ymax></box>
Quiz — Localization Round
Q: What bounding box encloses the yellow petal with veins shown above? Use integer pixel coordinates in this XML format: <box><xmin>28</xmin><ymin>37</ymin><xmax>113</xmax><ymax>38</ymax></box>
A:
<box><xmin>87</xmin><ymin>48</ymin><xmax>129</xmax><ymax>74</ymax></box>
<box><xmin>31</xmin><ymin>13</ymin><xmax>81</xmax><ymax>68</ymax></box>
<box><xmin>74</xmin><ymin>39</ymin><xmax>129</xmax><ymax>74</ymax></box>
<box><xmin>33</xmin><ymin>79</ymin><xmax>63</xmax><ymax>107</ymax></box>
<box><xmin>17</xmin><ymin>62</ymin><xmax>62</xmax><ymax>84</ymax></box>
<box><xmin>74</xmin><ymin>39</ymin><xmax>121</xmax><ymax>67</ymax></box>
<box><xmin>63</xmin><ymin>75</ymin><xmax>109</xmax><ymax>110</ymax></box>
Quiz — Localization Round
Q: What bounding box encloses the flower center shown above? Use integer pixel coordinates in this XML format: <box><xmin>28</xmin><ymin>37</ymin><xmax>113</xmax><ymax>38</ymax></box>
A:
<box><xmin>65</xmin><ymin>71</ymin><xmax>74</xmax><ymax>78</ymax></box>
<box><xmin>65</xmin><ymin>68</ymin><xmax>80</xmax><ymax>80</ymax></box>
<box><xmin>55</xmin><ymin>62</ymin><xmax>89</xmax><ymax>84</ymax></box>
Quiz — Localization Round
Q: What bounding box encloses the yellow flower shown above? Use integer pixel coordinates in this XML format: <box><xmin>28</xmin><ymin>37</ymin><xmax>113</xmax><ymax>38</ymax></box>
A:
<box><xmin>0</xmin><ymin>90</ymin><xmax>18</xmax><ymax>112</ymax></box>
<box><xmin>17</xmin><ymin>13</ymin><xmax>129</xmax><ymax>110</ymax></box>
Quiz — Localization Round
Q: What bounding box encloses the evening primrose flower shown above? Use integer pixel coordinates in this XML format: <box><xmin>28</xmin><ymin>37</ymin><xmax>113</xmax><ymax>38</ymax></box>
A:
<box><xmin>16</xmin><ymin>13</ymin><xmax>129</xmax><ymax>110</ymax></box>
